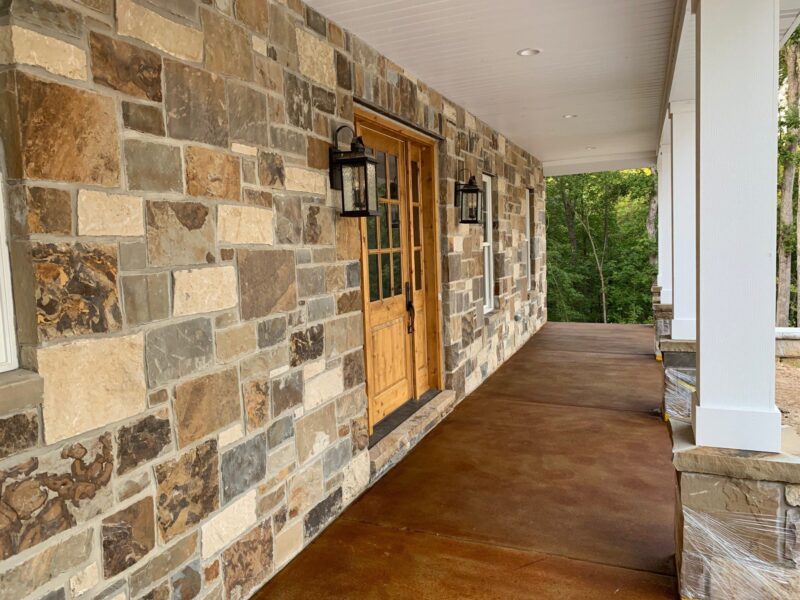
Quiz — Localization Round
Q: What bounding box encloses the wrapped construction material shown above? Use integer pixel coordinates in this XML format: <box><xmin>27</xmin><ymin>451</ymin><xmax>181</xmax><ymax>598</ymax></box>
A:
<box><xmin>680</xmin><ymin>507</ymin><xmax>800</xmax><ymax>599</ymax></box>
<box><xmin>665</xmin><ymin>368</ymin><xmax>695</xmax><ymax>421</ymax></box>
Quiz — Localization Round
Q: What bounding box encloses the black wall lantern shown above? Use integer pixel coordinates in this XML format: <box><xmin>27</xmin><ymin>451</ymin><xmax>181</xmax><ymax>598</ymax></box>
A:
<box><xmin>455</xmin><ymin>170</ymin><xmax>484</xmax><ymax>224</ymax></box>
<box><xmin>329</xmin><ymin>125</ymin><xmax>379</xmax><ymax>217</ymax></box>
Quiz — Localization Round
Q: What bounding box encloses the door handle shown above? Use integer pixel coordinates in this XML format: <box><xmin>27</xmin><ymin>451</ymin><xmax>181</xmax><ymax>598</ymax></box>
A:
<box><xmin>405</xmin><ymin>282</ymin><xmax>416</xmax><ymax>334</ymax></box>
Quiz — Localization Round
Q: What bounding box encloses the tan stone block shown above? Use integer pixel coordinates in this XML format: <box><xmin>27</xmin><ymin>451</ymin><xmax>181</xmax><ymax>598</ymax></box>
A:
<box><xmin>70</xmin><ymin>561</ymin><xmax>99</xmax><ymax>597</ymax></box>
<box><xmin>0</xmin><ymin>528</ymin><xmax>93</xmax><ymax>599</ymax></box>
<box><xmin>296</xmin><ymin>28</ymin><xmax>335</xmax><ymax>88</ymax></box>
<box><xmin>78</xmin><ymin>190</ymin><xmax>144</xmax><ymax>237</ymax></box>
<box><xmin>39</xmin><ymin>333</ymin><xmax>146</xmax><ymax>443</ymax></box>
<box><xmin>295</xmin><ymin>403</ymin><xmax>337</xmax><ymax>465</ymax></box>
<box><xmin>173</xmin><ymin>266</ymin><xmax>238</xmax><ymax>316</ymax></box>
<box><xmin>231</xmin><ymin>142</ymin><xmax>257</xmax><ymax>156</ymax></box>
<box><xmin>217</xmin><ymin>205</ymin><xmax>273</xmax><ymax>245</ymax></box>
<box><xmin>274</xmin><ymin>519</ymin><xmax>303</xmax><ymax>567</ymax></box>
<box><xmin>3</xmin><ymin>26</ymin><xmax>88</xmax><ymax>80</ymax></box>
<box><xmin>681</xmin><ymin>473</ymin><xmax>783</xmax><ymax>563</ymax></box>
<box><xmin>304</xmin><ymin>366</ymin><xmax>343</xmax><ymax>410</ymax></box>
<box><xmin>174</xmin><ymin>368</ymin><xmax>240</xmax><ymax>448</ymax></box>
<box><xmin>287</xmin><ymin>460</ymin><xmax>323</xmax><ymax>518</ymax></box>
<box><xmin>117</xmin><ymin>0</ymin><xmax>203</xmax><ymax>62</ymax></box>
<box><xmin>216</xmin><ymin>321</ymin><xmax>257</xmax><ymax>363</ymax></box>
<box><xmin>284</xmin><ymin>166</ymin><xmax>326</xmax><ymax>195</ymax></box>
<box><xmin>252</xmin><ymin>35</ymin><xmax>267</xmax><ymax>56</ymax></box>
<box><xmin>185</xmin><ymin>146</ymin><xmax>241</xmax><ymax>200</ymax></box>
<box><xmin>201</xmin><ymin>489</ymin><xmax>257</xmax><ymax>559</ymax></box>
<box><xmin>342</xmin><ymin>450</ymin><xmax>370</xmax><ymax>504</ymax></box>
<box><xmin>788</xmin><ymin>484</ymin><xmax>800</xmax><ymax>507</ymax></box>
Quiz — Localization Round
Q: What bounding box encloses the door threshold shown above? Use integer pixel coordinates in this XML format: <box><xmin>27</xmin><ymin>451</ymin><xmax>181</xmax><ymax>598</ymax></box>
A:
<box><xmin>369</xmin><ymin>389</ymin><xmax>440</xmax><ymax>449</ymax></box>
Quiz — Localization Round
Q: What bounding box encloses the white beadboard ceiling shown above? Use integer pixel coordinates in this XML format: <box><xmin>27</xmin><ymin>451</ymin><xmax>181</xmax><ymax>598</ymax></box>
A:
<box><xmin>306</xmin><ymin>0</ymin><xmax>800</xmax><ymax>176</ymax></box>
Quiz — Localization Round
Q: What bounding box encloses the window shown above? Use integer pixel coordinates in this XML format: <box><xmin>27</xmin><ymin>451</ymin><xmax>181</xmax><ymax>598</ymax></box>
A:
<box><xmin>525</xmin><ymin>188</ymin><xmax>533</xmax><ymax>291</ymax></box>
<box><xmin>0</xmin><ymin>173</ymin><xmax>17</xmax><ymax>373</ymax></box>
<box><xmin>482</xmin><ymin>174</ymin><xmax>494</xmax><ymax>313</ymax></box>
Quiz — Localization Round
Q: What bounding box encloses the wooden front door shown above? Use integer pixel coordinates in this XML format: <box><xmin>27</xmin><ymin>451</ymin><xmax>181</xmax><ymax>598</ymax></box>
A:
<box><xmin>356</xmin><ymin>112</ymin><xmax>441</xmax><ymax>433</ymax></box>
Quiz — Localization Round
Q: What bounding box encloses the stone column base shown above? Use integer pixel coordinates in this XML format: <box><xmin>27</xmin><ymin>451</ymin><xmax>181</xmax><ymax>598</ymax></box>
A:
<box><xmin>661</xmin><ymin>338</ymin><xmax>695</xmax><ymax>369</ymax></box>
<box><xmin>653</xmin><ymin>303</ymin><xmax>673</xmax><ymax>359</ymax></box>
<box><xmin>669</xmin><ymin>420</ymin><xmax>800</xmax><ymax>599</ymax></box>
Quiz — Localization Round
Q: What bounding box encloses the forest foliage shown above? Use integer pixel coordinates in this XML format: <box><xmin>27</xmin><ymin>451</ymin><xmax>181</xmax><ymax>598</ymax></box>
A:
<box><xmin>546</xmin><ymin>169</ymin><xmax>657</xmax><ymax>324</ymax></box>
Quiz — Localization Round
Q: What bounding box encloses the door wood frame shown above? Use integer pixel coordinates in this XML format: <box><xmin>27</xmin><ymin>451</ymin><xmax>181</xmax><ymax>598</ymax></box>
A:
<box><xmin>354</xmin><ymin>106</ymin><xmax>444</xmax><ymax>432</ymax></box>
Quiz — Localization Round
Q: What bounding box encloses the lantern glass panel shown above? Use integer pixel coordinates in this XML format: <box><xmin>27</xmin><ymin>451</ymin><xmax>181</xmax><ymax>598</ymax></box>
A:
<box><xmin>366</xmin><ymin>161</ymin><xmax>378</xmax><ymax>213</ymax></box>
<box><xmin>461</xmin><ymin>190</ymin><xmax>481</xmax><ymax>223</ymax></box>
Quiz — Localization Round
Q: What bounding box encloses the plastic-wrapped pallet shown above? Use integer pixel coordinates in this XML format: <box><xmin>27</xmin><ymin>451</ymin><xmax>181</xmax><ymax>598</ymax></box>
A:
<box><xmin>679</xmin><ymin>507</ymin><xmax>800</xmax><ymax>599</ymax></box>
<box><xmin>664</xmin><ymin>368</ymin><xmax>695</xmax><ymax>421</ymax></box>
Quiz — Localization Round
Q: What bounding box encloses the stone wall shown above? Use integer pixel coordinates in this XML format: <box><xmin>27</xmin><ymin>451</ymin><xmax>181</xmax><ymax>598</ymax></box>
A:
<box><xmin>0</xmin><ymin>0</ymin><xmax>545</xmax><ymax>598</ymax></box>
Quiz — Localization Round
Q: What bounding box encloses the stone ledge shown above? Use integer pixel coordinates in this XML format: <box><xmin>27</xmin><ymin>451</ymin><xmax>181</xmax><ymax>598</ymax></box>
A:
<box><xmin>661</xmin><ymin>339</ymin><xmax>696</xmax><ymax>353</ymax></box>
<box><xmin>368</xmin><ymin>390</ymin><xmax>457</xmax><ymax>483</ymax></box>
<box><xmin>670</xmin><ymin>419</ymin><xmax>800</xmax><ymax>483</ymax></box>
<box><xmin>653</xmin><ymin>303</ymin><xmax>673</xmax><ymax>319</ymax></box>
<box><xmin>0</xmin><ymin>369</ymin><xmax>43</xmax><ymax>416</ymax></box>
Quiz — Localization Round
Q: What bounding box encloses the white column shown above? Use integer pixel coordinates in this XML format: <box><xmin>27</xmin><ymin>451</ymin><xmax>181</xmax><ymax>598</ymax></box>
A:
<box><xmin>657</xmin><ymin>142</ymin><xmax>673</xmax><ymax>304</ymax></box>
<box><xmin>670</xmin><ymin>101</ymin><xmax>696</xmax><ymax>340</ymax></box>
<box><xmin>694</xmin><ymin>0</ymin><xmax>781</xmax><ymax>452</ymax></box>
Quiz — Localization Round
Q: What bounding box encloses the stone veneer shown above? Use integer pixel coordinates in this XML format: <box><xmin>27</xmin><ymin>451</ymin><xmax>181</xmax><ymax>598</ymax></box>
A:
<box><xmin>0</xmin><ymin>0</ymin><xmax>546</xmax><ymax>598</ymax></box>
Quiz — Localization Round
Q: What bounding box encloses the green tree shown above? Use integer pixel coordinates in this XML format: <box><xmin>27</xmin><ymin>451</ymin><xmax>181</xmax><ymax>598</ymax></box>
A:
<box><xmin>546</xmin><ymin>170</ymin><xmax>657</xmax><ymax>324</ymax></box>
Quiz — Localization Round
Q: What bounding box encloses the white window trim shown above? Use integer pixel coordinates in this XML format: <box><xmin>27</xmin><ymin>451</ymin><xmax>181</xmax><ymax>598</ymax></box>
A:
<box><xmin>482</xmin><ymin>174</ymin><xmax>494</xmax><ymax>313</ymax></box>
<box><xmin>525</xmin><ymin>188</ymin><xmax>533</xmax><ymax>291</ymax></box>
<box><xmin>0</xmin><ymin>172</ymin><xmax>17</xmax><ymax>373</ymax></box>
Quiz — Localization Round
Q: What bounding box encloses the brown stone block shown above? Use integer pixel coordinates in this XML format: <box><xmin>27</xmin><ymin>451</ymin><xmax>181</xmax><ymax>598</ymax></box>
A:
<box><xmin>174</xmin><ymin>368</ymin><xmax>241</xmax><ymax>448</ymax></box>
<box><xmin>284</xmin><ymin>71</ymin><xmax>312</xmax><ymax>130</ymax></box>
<box><xmin>8</xmin><ymin>0</ymin><xmax>84</xmax><ymax>38</ymax></box>
<box><xmin>271</xmin><ymin>370</ymin><xmax>303</xmax><ymax>417</ymax></box>
<box><xmin>335</xmin><ymin>217</ymin><xmax>361</xmax><ymax>261</ymax></box>
<box><xmin>146</xmin><ymin>200</ymin><xmax>215</xmax><ymax>267</ymax></box>
<box><xmin>154</xmin><ymin>440</ymin><xmax>219</xmax><ymax>542</ymax></box>
<box><xmin>244</xmin><ymin>379</ymin><xmax>270</xmax><ymax>430</ymax></box>
<box><xmin>185</xmin><ymin>146</ymin><xmax>241</xmax><ymax>200</ymax></box>
<box><xmin>235</xmin><ymin>0</ymin><xmax>269</xmax><ymax>35</ymax></box>
<box><xmin>0</xmin><ymin>409</ymin><xmax>38</xmax><ymax>460</ymax></box>
<box><xmin>228</xmin><ymin>80</ymin><xmax>269</xmax><ymax>146</ymax></box>
<box><xmin>122</xmin><ymin>102</ymin><xmax>165</xmax><ymax>136</ymax></box>
<box><xmin>222</xmin><ymin>521</ymin><xmax>273</xmax><ymax>598</ymax></box>
<box><xmin>306</xmin><ymin>136</ymin><xmax>330</xmax><ymax>170</ymax></box>
<box><xmin>10</xmin><ymin>186</ymin><xmax>72</xmax><ymax>236</ymax></box>
<box><xmin>303</xmin><ymin>204</ymin><xmax>334</xmax><ymax>245</ymax></box>
<box><xmin>258</xmin><ymin>151</ymin><xmax>286</xmax><ymax>188</ymax></box>
<box><xmin>101</xmin><ymin>496</ymin><xmax>155</xmax><ymax>577</ymax></box>
<box><xmin>31</xmin><ymin>242</ymin><xmax>121</xmax><ymax>341</ymax></box>
<box><xmin>115</xmin><ymin>412</ymin><xmax>172</xmax><ymax>475</ymax></box>
<box><xmin>17</xmin><ymin>72</ymin><xmax>119</xmax><ymax>186</ymax></box>
<box><xmin>90</xmin><ymin>31</ymin><xmax>162</xmax><ymax>101</ymax></box>
<box><xmin>238</xmin><ymin>249</ymin><xmax>297</xmax><ymax>319</ymax></box>
<box><xmin>202</xmin><ymin>8</ymin><xmax>254</xmax><ymax>81</ymax></box>
<box><xmin>125</xmin><ymin>140</ymin><xmax>182</xmax><ymax>192</ymax></box>
<box><xmin>0</xmin><ymin>71</ymin><xmax>22</xmax><ymax>179</ymax></box>
<box><xmin>164</xmin><ymin>60</ymin><xmax>229</xmax><ymax>147</ymax></box>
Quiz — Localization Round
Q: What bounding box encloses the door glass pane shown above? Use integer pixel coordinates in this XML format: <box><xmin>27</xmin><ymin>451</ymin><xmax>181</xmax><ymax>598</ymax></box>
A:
<box><xmin>377</xmin><ymin>151</ymin><xmax>387</xmax><ymax>198</ymax></box>
<box><xmin>411</xmin><ymin>161</ymin><xmax>420</xmax><ymax>203</ymax></box>
<box><xmin>368</xmin><ymin>254</ymin><xmax>380</xmax><ymax>302</ymax></box>
<box><xmin>390</xmin><ymin>204</ymin><xmax>400</xmax><ymax>249</ymax></box>
<box><xmin>381</xmin><ymin>253</ymin><xmax>391</xmax><ymax>299</ymax></box>
<box><xmin>367</xmin><ymin>214</ymin><xmax>377</xmax><ymax>250</ymax></box>
<box><xmin>392</xmin><ymin>252</ymin><xmax>402</xmax><ymax>296</ymax></box>
<box><xmin>388</xmin><ymin>154</ymin><xmax>399</xmax><ymax>199</ymax></box>
<box><xmin>412</xmin><ymin>205</ymin><xmax>421</xmax><ymax>247</ymax></box>
<box><xmin>379</xmin><ymin>203</ymin><xmax>389</xmax><ymax>249</ymax></box>
<box><xmin>414</xmin><ymin>249</ymin><xmax>422</xmax><ymax>290</ymax></box>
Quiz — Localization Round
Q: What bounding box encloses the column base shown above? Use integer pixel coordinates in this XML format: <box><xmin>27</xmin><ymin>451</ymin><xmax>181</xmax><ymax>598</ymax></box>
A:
<box><xmin>693</xmin><ymin>405</ymin><xmax>782</xmax><ymax>452</ymax></box>
<box><xmin>661</xmin><ymin>338</ymin><xmax>696</xmax><ymax>369</ymax></box>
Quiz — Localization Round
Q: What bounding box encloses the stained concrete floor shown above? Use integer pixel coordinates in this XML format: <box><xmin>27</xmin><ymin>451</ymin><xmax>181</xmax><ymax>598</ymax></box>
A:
<box><xmin>256</xmin><ymin>322</ymin><xmax>677</xmax><ymax>599</ymax></box>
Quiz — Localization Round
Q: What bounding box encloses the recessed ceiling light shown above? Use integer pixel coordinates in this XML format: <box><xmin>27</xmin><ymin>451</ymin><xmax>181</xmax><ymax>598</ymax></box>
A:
<box><xmin>516</xmin><ymin>48</ymin><xmax>541</xmax><ymax>56</ymax></box>
<box><xmin>563</xmin><ymin>114</ymin><xmax>578</xmax><ymax>119</ymax></box>
<box><xmin>586</xmin><ymin>145</ymin><xmax>597</xmax><ymax>150</ymax></box>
